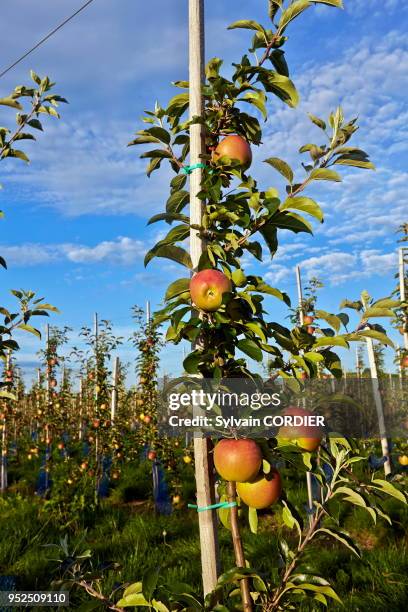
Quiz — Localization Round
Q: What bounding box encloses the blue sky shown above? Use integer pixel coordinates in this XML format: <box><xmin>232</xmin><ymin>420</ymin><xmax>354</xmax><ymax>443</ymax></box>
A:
<box><xmin>0</xmin><ymin>0</ymin><xmax>407</xmax><ymax>382</ymax></box>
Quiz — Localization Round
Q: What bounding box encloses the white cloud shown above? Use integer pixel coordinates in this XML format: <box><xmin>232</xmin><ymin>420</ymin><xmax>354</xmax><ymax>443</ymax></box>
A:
<box><xmin>1</xmin><ymin>236</ymin><xmax>146</xmax><ymax>267</ymax></box>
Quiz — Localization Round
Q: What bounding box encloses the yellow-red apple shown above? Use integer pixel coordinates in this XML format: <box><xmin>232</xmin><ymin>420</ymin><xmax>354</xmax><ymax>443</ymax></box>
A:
<box><xmin>212</xmin><ymin>135</ymin><xmax>252</xmax><ymax>169</ymax></box>
<box><xmin>237</xmin><ymin>469</ymin><xmax>281</xmax><ymax>509</ymax></box>
<box><xmin>214</xmin><ymin>438</ymin><xmax>262</xmax><ymax>482</ymax></box>
<box><xmin>278</xmin><ymin>406</ymin><xmax>323</xmax><ymax>452</ymax></box>
<box><xmin>190</xmin><ymin>269</ymin><xmax>232</xmax><ymax>312</ymax></box>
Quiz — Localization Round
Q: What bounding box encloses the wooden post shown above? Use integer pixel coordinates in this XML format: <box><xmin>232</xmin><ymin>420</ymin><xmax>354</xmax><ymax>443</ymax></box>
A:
<box><xmin>111</xmin><ymin>357</ymin><xmax>119</xmax><ymax>424</ymax></box>
<box><xmin>146</xmin><ymin>300</ymin><xmax>151</xmax><ymax>325</ymax></box>
<box><xmin>399</xmin><ymin>247</ymin><xmax>408</xmax><ymax>351</ymax></box>
<box><xmin>94</xmin><ymin>313</ymin><xmax>100</xmax><ymax>490</ymax></box>
<box><xmin>0</xmin><ymin>352</ymin><xmax>11</xmax><ymax>493</ymax></box>
<box><xmin>78</xmin><ymin>378</ymin><xmax>83</xmax><ymax>441</ymax></box>
<box><xmin>362</xmin><ymin>299</ymin><xmax>391</xmax><ymax>475</ymax></box>
<box><xmin>189</xmin><ymin>0</ymin><xmax>220</xmax><ymax>595</ymax></box>
<box><xmin>44</xmin><ymin>325</ymin><xmax>51</xmax><ymax>491</ymax></box>
<box><xmin>295</xmin><ymin>265</ymin><xmax>314</xmax><ymax>522</ymax></box>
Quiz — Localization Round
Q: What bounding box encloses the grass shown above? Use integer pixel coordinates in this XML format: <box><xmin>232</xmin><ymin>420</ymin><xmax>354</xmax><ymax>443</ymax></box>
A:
<box><xmin>0</xmin><ymin>460</ymin><xmax>407</xmax><ymax>610</ymax></box>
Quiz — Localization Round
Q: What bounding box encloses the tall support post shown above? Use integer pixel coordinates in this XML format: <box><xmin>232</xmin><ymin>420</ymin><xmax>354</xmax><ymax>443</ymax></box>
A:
<box><xmin>78</xmin><ymin>378</ymin><xmax>83</xmax><ymax>441</ymax></box>
<box><xmin>111</xmin><ymin>357</ymin><xmax>119</xmax><ymax>424</ymax></box>
<box><xmin>45</xmin><ymin>324</ymin><xmax>50</xmax><ymax>492</ymax></box>
<box><xmin>146</xmin><ymin>300</ymin><xmax>151</xmax><ymax>325</ymax></box>
<box><xmin>0</xmin><ymin>352</ymin><xmax>11</xmax><ymax>493</ymax></box>
<box><xmin>295</xmin><ymin>265</ymin><xmax>314</xmax><ymax>522</ymax></box>
<box><xmin>399</xmin><ymin>248</ymin><xmax>408</xmax><ymax>351</ymax></box>
<box><xmin>362</xmin><ymin>300</ymin><xmax>392</xmax><ymax>475</ymax></box>
<box><xmin>189</xmin><ymin>0</ymin><xmax>220</xmax><ymax>595</ymax></box>
<box><xmin>94</xmin><ymin>313</ymin><xmax>100</xmax><ymax>487</ymax></box>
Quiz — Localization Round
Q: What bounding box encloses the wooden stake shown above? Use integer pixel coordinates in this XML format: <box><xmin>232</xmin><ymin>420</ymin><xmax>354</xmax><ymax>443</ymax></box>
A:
<box><xmin>111</xmin><ymin>357</ymin><xmax>119</xmax><ymax>423</ymax></box>
<box><xmin>189</xmin><ymin>0</ymin><xmax>220</xmax><ymax>595</ymax></box>
<box><xmin>78</xmin><ymin>378</ymin><xmax>83</xmax><ymax>440</ymax></box>
<box><xmin>227</xmin><ymin>482</ymin><xmax>253</xmax><ymax>611</ymax></box>
<box><xmin>295</xmin><ymin>265</ymin><xmax>314</xmax><ymax>522</ymax></box>
<box><xmin>399</xmin><ymin>247</ymin><xmax>408</xmax><ymax>351</ymax></box>
<box><xmin>362</xmin><ymin>299</ymin><xmax>391</xmax><ymax>475</ymax></box>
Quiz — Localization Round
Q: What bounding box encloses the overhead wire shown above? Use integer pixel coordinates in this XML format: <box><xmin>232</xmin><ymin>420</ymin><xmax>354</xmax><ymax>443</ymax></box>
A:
<box><xmin>0</xmin><ymin>0</ymin><xmax>97</xmax><ymax>80</ymax></box>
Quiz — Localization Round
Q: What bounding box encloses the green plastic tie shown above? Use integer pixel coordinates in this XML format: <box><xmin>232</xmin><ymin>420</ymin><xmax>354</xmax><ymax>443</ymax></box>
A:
<box><xmin>188</xmin><ymin>501</ymin><xmax>237</xmax><ymax>513</ymax></box>
<box><xmin>181</xmin><ymin>163</ymin><xmax>207</xmax><ymax>175</ymax></box>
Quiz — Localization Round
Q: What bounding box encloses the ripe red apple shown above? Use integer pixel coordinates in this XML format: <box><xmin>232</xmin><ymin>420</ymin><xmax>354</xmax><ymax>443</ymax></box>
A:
<box><xmin>50</xmin><ymin>379</ymin><xmax>57</xmax><ymax>388</ymax></box>
<box><xmin>92</xmin><ymin>418</ymin><xmax>100</xmax><ymax>429</ymax></box>
<box><xmin>303</xmin><ymin>315</ymin><xmax>314</xmax><ymax>325</ymax></box>
<box><xmin>278</xmin><ymin>406</ymin><xmax>323</xmax><ymax>452</ymax></box>
<box><xmin>143</xmin><ymin>415</ymin><xmax>152</xmax><ymax>424</ymax></box>
<box><xmin>148</xmin><ymin>450</ymin><xmax>157</xmax><ymax>461</ymax></box>
<box><xmin>213</xmin><ymin>438</ymin><xmax>262</xmax><ymax>482</ymax></box>
<box><xmin>307</xmin><ymin>326</ymin><xmax>315</xmax><ymax>335</ymax></box>
<box><xmin>212</xmin><ymin>135</ymin><xmax>252</xmax><ymax>169</ymax></box>
<box><xmin>190</xmin><ymin>269</ymin><xmax>232</xmax><ymax>312</ymax></box>
<box><xmin>401</xmin><ymin>356</ymin><xmax>408</xmax><ymax>368</ymax></box>
<box><xmin>237</xmin><ymin>469</ymin><xmax>282</xmax><ymax>509</ymax></box>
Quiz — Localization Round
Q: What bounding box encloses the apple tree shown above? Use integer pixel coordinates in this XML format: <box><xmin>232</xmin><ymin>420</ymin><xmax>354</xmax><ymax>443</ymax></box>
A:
<box><xmin>127</xmin><ymin>0</ymin><xmax>406</xmax><ymax>608</ymax></box>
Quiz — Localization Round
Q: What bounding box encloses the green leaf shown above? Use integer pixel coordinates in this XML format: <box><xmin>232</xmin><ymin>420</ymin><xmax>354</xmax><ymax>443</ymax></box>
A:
<box><xmin>334</xmin><ymin>158</ymin><xmax>375</xmax><ymax>170</ymax></box>
<box><xmin>252</xmin><ymin>282</ymin><xmax>289</xmax><ymax>304</ymax></box>
<box><xmin>167</xmin><ymin>92</ymin><xmax>189</xmax><ymax>119</ymax></box>
<box><xmin>357</xmin><ymin>329</ymin><xmax>394</xmax><ymax>349</ymax></box>
<box><xmin>227</xmin><ymin>20</ymin><xmax>266</xmax><ymax>33</ymax></box>
<box><xmin>313</xmin><ymin>527</ymin><xmax>361</xmax><ymax>557</ymax></box>
<box><xmin>270</xmin><ymin>49</ymin><xmax>289</xmax><ymax>77</ymax></box>
<box><xmin>271</xmin><ymin>211</ymin><xmax>313</xmax><ymax>234</ymax></box>
<box><xmin>248</xmin><ymin>507</ymin><xmax>258</xmax><ymax>534</ymax></box>
<box><xmin>166</xmin><ymin>189</ymin><xmax>189</xmax><ymax>213</ymax></box>
<box><xmin>152</xmin><ymin>600</ymin><xmax>169</xmax><ymax>612</ymax></box>
<box><xmin>314</xmin><ymin>310</ymin><xmax>341</xmax><ymax>332</ymax></box>
<box><xmin>117</xmin><ymin>593</ymin><xmax>152</xmax><ymax>607</ymax></box>
<box><xmin>237</xmin><ymin>338</ymin><xmax>263</xmax><ymax>362</ymax></box>
<box><xmin>165</xmin><ymin>278</ymin><xmax>191</xmax><ymax>301</ymax></box>
<box><xmin>371</xmin><ymin>479</ymin><xmax>406</xmax><ymax>504</ymax></box>
<box><xmin>303</xmin><ymin>351</ymin><xmax>324</xmax><ymax>363</ymax></box>
<box><xmin>144</xmin><ymin>245</ymin><xmax>192</xmax><ymax>269</ymax></box>
<box><xmin>17</xmin><ymin>324</ymin><xmax>41</xmax><ymax>338</ymax></box>
<box><xmin>123</xmin><ymin>583</ymin><xmax>143</xmax><ymax>597</ymax></box>
<box><xmin>140</xmin><ymin>149</ymin><xmax>172</xmax><ymax>160</ymax></box>
<box><xmin>183</xmin><ymin>351</ymin><xmax>202</xmax><ymax>374</ymax></box>
<box><xmin>310</xmin><ymin>168</ymin><xmax>342</xmax><ymax>182</ymax></box>
<box><xmin>245</xmin><ymin>322</ymin><xmax>267</xmax><ymax>343</ymax></box>
<box><xmin>8</xmin><ymin>149</ymin><xmax>29</xmax><ymax>162</ymax></box>
<box><xmin>146</xmin><ymin>126</ymin><xmax>171</xmax><ymax>144</ymax></box>
<box><xmin>258</xmin><ymin>71</ymin><xmax>299</xmax><ymax>107</ymax></box>
<box><xmin>147</xmin><ymin>212</ymin><xmax>189</xmax><ymax>226</ymax></box>
<box><xmin>231</xmin><ymin>268</ymin><xmax>246</xmax><ymax>287</ymax></box>
<box><xmin>28</xmin><ymin>118</ymin><xmax>43</xmax><ymax>131</ymax></box>
<box><xmin>308</xmin><ymin>113</ymin><xmax>326</xmax><ymax>130</ymax></box>
<box><xmin>314</xmin><ymin>336</ymin><xmax>349</xmax><ymax>348</ymax></box>
<box><xmin>0</xmin><ymin>97</ymin><xmax>22</xmax><ymax>109</ymax></box>
<box><xmin>264</xmin><ymin>157</ymin><xmax>293</xmax><ymax>183</ymax></box>
<box><xmin>313</xmin><ymin>0</ymin><xmax>343</xmax><ymax>7</ymax></box>
<box><xmin>241</xmin><ymin>91</ymin><xmax>267</xmax><ymax>120</ymax></box>
<box><xmin>278</xmin><ymin>0</ymin><xmax>311</xmax><ymax>32</ymax></box>
<box><xmin>372</xmin><ymin>298</ymin><xmax>400</xmax><ymax>309</ymax></box>
<box><xmin>281</xmin><ymin>196</ymin><xmax>323</xmax><ymax>222</ymax></box>
<box><xmin>363</xmin><ymin>307</ymin><xmax>396</xmax><ymax>319</ymax></box>
<box><xmin>340</xmin><ymin>299</ymin><xmax>362</xmax><ymax>311</ymax></box>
